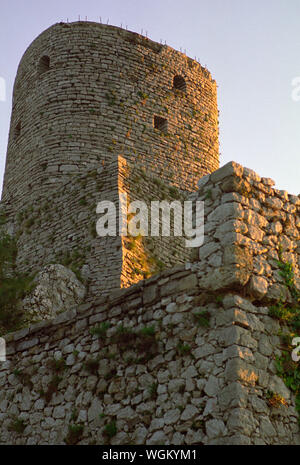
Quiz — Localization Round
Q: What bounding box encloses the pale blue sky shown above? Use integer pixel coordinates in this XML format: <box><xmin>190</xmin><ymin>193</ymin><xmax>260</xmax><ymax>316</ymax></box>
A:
<box><xmin>0</xmin><ymin>0</ymin><xmax>299</xmax><ymax>195</ymax></box>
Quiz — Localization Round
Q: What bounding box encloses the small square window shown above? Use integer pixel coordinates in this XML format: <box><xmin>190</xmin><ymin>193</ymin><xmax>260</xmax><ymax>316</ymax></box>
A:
<box><xmin>37</xmin><ymin>55</ymin><xmax>50</xmax><ymax>75</ymax></box>
<box><xmin>154</xmin><ymin>116</ymin><xmax>168</xmax><ymax>133</ymax></box>
<box><xmin>173</xmin><ymin>75</ymin><xmax>186</xmax><ymax>92</ymax></box>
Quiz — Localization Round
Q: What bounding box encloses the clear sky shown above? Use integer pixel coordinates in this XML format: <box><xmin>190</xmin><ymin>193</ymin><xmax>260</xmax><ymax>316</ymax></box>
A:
<box><xmin>0</xmin><ymin>0</ymin><xmax>299</xmax><ymax>196</ymax></box>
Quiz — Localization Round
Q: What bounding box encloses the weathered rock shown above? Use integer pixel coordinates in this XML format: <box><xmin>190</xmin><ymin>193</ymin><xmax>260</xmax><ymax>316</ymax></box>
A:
<box><xmin>248</xmin><ymin>276</ymin><xmax>268</xmax><ymax>300</ymax></box>
<box><xmin>147</xmin><ymin>431</ymin><xmax>168</xmax><ymax>445</ymax></box>
<box><xmin>205</xmin><ymin>419</ymin><xmax>226</xmax><ymax>438</ymax></box>
<box><xmin>23</xmin><ymin>264</ymin><xmax>86</xmax><ymax>320</ymax></box>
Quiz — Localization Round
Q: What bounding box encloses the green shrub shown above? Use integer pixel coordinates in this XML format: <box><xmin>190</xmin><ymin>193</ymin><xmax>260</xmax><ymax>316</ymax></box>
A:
<box><xmin>140</xmin><ymin>325</ymin><xmax>155</xmax><ymax>336</ymax></box>
<box><xmin>64</xmin><ymin>424</ymin><xmax>84</xmax><ymax>445</ymax></box>
<box><xmin>42</xmin><ymin>375</ymin><xmax>63</xmax><ymax>403</ymax></box>
<box><xmin>148</xmin><ymin>382</ymin><xmax>158</xmax><ymax>399</ymax></box>
<box><xmin>0</xmin><ymin>233</ymin><xmax>34</xmax><ymax>334</ymax></box>
<box><xmin>48</xmin><ymin>358</ymin><xmax>67</xmax><ymax>373</ymax></box>
<box><xmin>193</xmin><ymin>310</ymin><xmax>210</xmax><ymax>327</ymax></box>
<box><xmin>176</xmin><ymin>343</ymin><xmax>191</xmax><ymax>355</ymax></box>
<box><xmin>8</xmin><ymin>417</ymin><xmax>26</xmax><ymax>434</ymax></box>
<box><xmin>269</xmin><ymin>254</ymin><xmax>300</xmax><ymax>424</ymax></box>
<box><xmin>103</xmin><ymin>421</ymin><xmax>117</xmax><ymax>438</ymax></box>
<box><xmin>83</xmin><ymin>358</ymin><xmax>99</xmax><ymax>375</ymax></box>
<box><xmin>90</xmin><ymin>322</ymin><xmax>110</xmax><ymax>338</ymax></box>
<box><xmin>0</xmin><ymin>210</ymin><xmax>7</xmax><ymax>225</ymax></box>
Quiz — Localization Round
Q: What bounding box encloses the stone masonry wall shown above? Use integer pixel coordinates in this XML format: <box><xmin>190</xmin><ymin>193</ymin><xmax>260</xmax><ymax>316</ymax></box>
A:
<box><xmin>0</xmin><ymin>264</ymin><xmax>299</xmax><ymax>445</ymax></box>
<box><xmin>0</xmin><ymin>154</ymin><xmax>192</xmax><ymax>300</ymax></box>
<box><xmin>1</xmin><ymin>157</ymin><xmax>123</xmax><ymax>298</ymax></box>
<box><xmin>2</xmin><ymin>21</ymin><xmax>219</xmax><ymax>212</ymax></box>
<box><xmin>1</xmin><ymin>21</ymin><xmax>219</xmax><ymax>300</ymax></box>
<box><xmin>117</xmin><ymin>156</ymin><xmax>191</xmax><ymax>288</ymax></box>
<box><xmin>0</xmin><ymin>162</ymin><xmax>300</xmax><ymax>445</ymax></box>
<box><xmin>192</xmin><ymin>161</ymin><xmax>300</xmax><ymax>300</ymax></box>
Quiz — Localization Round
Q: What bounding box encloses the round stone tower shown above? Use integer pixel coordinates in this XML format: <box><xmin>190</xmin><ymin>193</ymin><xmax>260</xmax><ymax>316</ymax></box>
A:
<box><xmin>0</xmin><ymin>22</ymin><xmax>220</xmax><ymax>298</ymax></box>
<box><xmin>1</xmin><ymin>21</ymin><xmax>219</xmax><ymax>210</ymax></box>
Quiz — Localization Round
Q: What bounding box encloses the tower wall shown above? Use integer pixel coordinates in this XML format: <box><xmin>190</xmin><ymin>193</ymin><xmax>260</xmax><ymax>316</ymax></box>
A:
<box><xmin>0</xmin><ymin>21</ymin><xmax>219</xmax><ymax>298</ymax></box>
<box><xmin>1</xmin><ymin>21</ymin><xmax>219</xmax><ymax>211</ymax></box>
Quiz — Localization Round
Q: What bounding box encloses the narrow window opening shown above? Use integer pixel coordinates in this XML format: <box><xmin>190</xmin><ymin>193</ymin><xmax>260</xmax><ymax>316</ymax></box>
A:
<box><xmin>37</xmin><ymin>55</ymin><xmax>50</xmax><ymax>75</ymax></box>
<box><xmin>154</xmin><ymin>116</ymin><xmax>168</xmax><ymax>133</ymax></box>
<box><xmin>173</xmin><ymin>75</ymin><xmax>186</xmax><ymax>92</ymax></box>
<box><xmin>14</xmin><ymin>121</ymin><xmax>21</xmax><ymax>139</ymax></box>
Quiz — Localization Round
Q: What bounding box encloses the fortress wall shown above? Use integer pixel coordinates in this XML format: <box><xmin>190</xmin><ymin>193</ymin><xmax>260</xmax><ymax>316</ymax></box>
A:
<box><xmin>0</xmin><ymin>157</ymin><xmax>123</xmax><ymax>298</ymax></box>
<box><xmin>2</xmin><ymin>21</ymin><xmax>219</xmax><ymax>213</ymax></box>
<box><xmin>0</xmin><ymin>154</ymin><xmax>193</xmax><ymax>302</ymax></box>
<box><xmin>117</xmin><ymin>156</ymin><xmax>192</xmax><ymax>289</ymax></box>
<box><xmin>1</xmin><ymin>162</ymin><xmax>300</xmax><ymax>445</ymax></box>
<box><xmin>192</xmin><ymin>161</ymin><xmax>300</xmax><ymax>299</ymax></box>
<box><xmin>0</xmin><ymin>265</ymin><xmax>299</xmax><ymax>445</ymax></box>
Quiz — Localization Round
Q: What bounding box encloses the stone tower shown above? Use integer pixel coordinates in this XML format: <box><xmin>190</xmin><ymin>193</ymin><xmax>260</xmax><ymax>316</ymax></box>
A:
<box><xmin>1</xmin><ymin>21</ymin><xmax>219</xmax><ymax>297</ymax></box>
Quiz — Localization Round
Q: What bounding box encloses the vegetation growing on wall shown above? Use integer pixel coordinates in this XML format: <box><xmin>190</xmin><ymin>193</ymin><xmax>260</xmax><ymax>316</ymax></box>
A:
<box><xmin>121</xmin><ymin>163</ymin><xmax>191</xmax><ymax>287</ymax></box>
<box><xmin>269</xmin><ymin>248</ymin><xmax>300</xmax><ymax>423</ymax></box>
<box><xmin>0</xmin><ymin>229</ymin><xmax>34</xmax><ymax>335</ymax></box>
